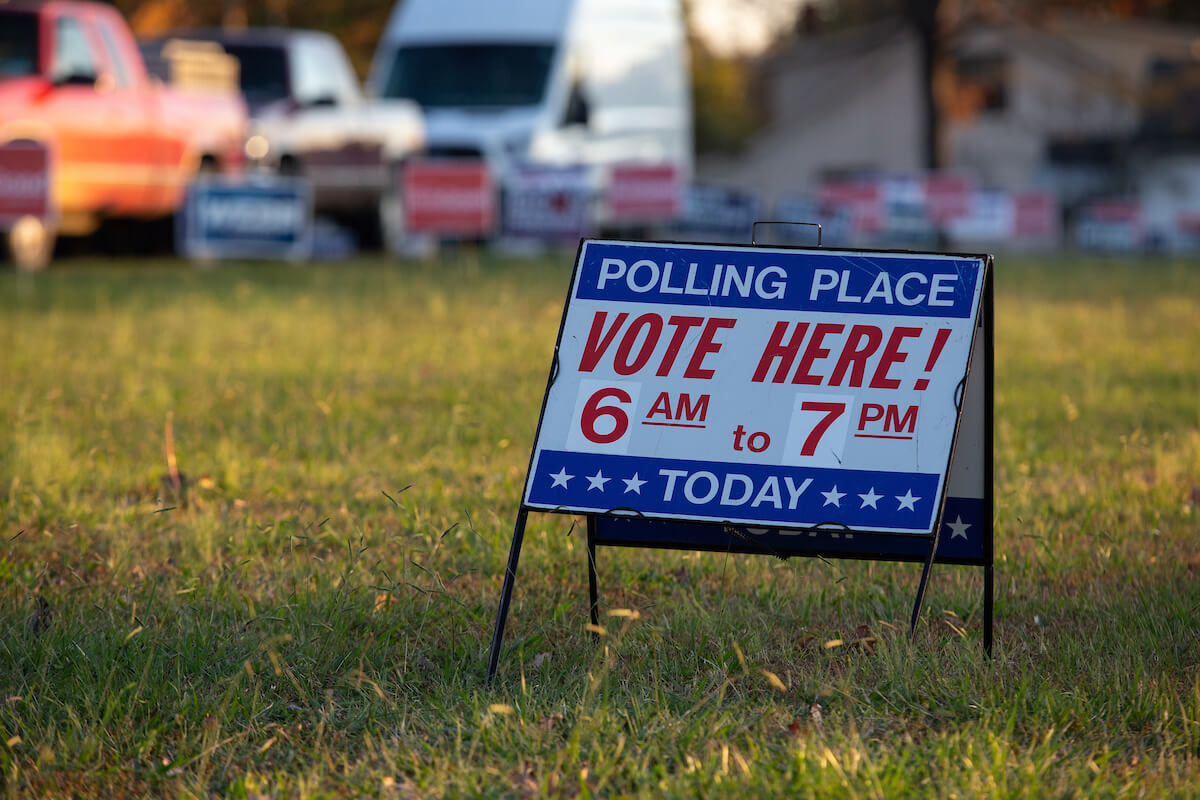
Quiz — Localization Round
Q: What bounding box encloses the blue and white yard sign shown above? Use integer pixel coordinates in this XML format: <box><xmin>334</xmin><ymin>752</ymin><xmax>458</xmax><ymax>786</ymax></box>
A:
<box><xmin>522</xmin><ymin>240</ymin><xmax>988</xmax><ymax>536</ymax></box>
<box><xmin>179</xmin><ymin>176</ymin><xmax>312</xmax><ymax>261</ymax></box>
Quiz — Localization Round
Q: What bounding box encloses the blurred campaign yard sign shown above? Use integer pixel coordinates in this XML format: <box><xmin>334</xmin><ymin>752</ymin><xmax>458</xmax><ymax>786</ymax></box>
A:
<box><xmin>0</xmin><ymin>140</ymin><xmax>54</xmax><ymax>270</ymax></box>
<box><xmin>0</xmin><ymin>140</ymin><xmax>50</xmax><ymax>222</ymax></box>
<box><xmin>670</xmin><ymin>184</ymin><xmax>760</xmax><ymax>243</ymax></box>
<box><xmin>179</xmin><ymin>176</ymin><xmax>312</xmax><ymax>261</ymax></box>
<box><xmin>774</xmin><ymin>195</ymin><xmax>853</xmax><ymax>247</ymax></box>
<box><xmin>1074</xmin><ymin>199</ymin><xmax>1145</xmax><ymax>252</ymax></box>
<box><xmin>606</xmin><ymin>164</ymin><xmax>683</xmax><ymax>224</ymax></box>
<box><xmin>488</xmin><ymin>239</ymin><xmax>994</xmax><ymax>679</ymax></box>
<box><xmin>1011</xmin><ymin>191</ymin><xmax>1060</xmax><ymax>248</ymax></box>
<box><xmin>403</xmin><ymin>160</ymin><xmax>495</xmax><ymax>237</ymax></box>
<box><xmin>503</xmin><ymin>165</ymin><xmax>590</xmax><ymax>240</ymax></box>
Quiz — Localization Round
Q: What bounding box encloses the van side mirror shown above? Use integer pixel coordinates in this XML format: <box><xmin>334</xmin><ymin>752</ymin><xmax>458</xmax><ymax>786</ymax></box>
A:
<box><xmin>562</xmin><ymin>81</ymin><xmax>590</xmax><ymax>127</ymax></box>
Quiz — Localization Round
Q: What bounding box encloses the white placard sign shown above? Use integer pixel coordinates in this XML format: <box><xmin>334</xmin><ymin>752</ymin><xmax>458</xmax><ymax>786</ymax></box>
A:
<box><xmin>522</xmin><ymin>240</ymin><xmax>988</xmax><ymax>536</ymax></box>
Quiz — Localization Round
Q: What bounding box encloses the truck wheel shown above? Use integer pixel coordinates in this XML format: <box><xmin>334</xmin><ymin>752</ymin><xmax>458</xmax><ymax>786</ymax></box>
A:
<box><xmin>7</xmin><ymin>215</ymin><xmax>56</xmax><ymax>271</ymax></box>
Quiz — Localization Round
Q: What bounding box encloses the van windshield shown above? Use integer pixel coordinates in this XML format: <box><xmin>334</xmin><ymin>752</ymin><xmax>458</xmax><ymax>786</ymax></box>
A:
<box><xmin>0</xmin><ymin>12</ymin><xmax>39</xmax><ymax>78</ymax></box>
<box><xmin>381</xmin><ymin>43</ymin><xmax>555</xmax><ymax>109</ymax></box>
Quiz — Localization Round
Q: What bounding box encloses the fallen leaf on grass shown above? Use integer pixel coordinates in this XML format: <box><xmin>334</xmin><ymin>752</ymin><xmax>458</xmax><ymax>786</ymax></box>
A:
<box><xmin>607</xmin><ymin>608</ymin><xmax>640</xmax><ymax>619</ymax></box>
<box><xmin>762</xmin><ymin>670</ymin><xmax>787</xmax><ymax>692</ymax></box>
<box><xmin>538</xmin><ymin>713</ymin><xmax>563</xmax><ymax>731</ymax></box>
<box><xmin>810</xmin><ymin>702</ymin><xmax>824</xmax><ymax>727</ymax></box>
<box><xmin>847</xmin><ymin>624</ymin><xmax>878</xmax><ymax>653</ymax></box>
<box><xmin>530</xmin><ymin>651</ymin><xmax>550</xmax><ymax>670</ymax></box>
<box><xmin>508</xmin><ymin>767</ymin><xmax>539</xmax><ymax>798</ymax></box>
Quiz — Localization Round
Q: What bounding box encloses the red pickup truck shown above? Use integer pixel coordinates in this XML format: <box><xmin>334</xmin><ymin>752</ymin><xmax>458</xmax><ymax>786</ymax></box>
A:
<box><xmin>0</xmin><ymin>0</ymin><xmax>248</xmax><ymax>267</ymax></box>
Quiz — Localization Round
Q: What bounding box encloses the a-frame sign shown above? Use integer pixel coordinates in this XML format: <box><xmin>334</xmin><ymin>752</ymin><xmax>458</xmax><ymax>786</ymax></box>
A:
<box><xmin>488</xmin><ymin>239</ymin><xmax>993</xmax><ymax>681</ymax></box>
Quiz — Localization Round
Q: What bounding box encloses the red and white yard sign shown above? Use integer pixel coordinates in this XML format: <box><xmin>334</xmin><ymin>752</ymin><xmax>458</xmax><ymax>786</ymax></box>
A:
<box><xmin>0</xmin><ymin>140</ymin><xmax>51</xmax><ymax>226</ymax></box>
<box><xmin>606</xmin><ymin>164</ymin><xmax>682</xmax><ymax>223</ymax></box>
<box><xmin>402</xmin><ymin>159</ymin><xmax>495</xmax><ymax>236</ymax></box>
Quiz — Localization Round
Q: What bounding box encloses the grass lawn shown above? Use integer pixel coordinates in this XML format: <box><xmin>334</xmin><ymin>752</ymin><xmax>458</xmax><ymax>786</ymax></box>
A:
<box><xmin>1</xmin><ymin>252</ymin><xmax>1199</xmax><ymax>798</ymax></box>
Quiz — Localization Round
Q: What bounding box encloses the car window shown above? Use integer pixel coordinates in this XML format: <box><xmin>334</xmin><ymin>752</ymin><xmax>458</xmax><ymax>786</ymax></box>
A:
<box><xmin>52</xmin><ymin>15</ymin><xmax>99</xmax><ymax>83</ymax></box>
<box><xmin>95</xmin><ymin>19</ymin><xmax>131</xmax><ymax>88</ymax></box>
<box><xmin>0</xmin><ymin>11</ymin><xmax>39</xmax><ymax>78</ymax></box>
<box><xmin>222</xmin><ymin>43</ymin><xmax>290</xmax><ymax>111</ymax></box>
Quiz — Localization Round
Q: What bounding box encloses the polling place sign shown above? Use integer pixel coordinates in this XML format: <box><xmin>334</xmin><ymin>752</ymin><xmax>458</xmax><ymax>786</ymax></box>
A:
<box><xmin>488</xmin><ymin>239</ymin><xmax>993</xmax><ymax>680</ymax></box>
<box><xmin>523</xmin><ymin>241</ymin><xmax>985</xmax><ymax>534</ymax></box>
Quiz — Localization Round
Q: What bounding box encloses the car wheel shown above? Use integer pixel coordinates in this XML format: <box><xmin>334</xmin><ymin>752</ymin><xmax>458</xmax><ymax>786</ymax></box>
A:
<box><xmin>7</xmin><ymin>215</ymin><xmax>56</xmax><ymax>271</ymax></box>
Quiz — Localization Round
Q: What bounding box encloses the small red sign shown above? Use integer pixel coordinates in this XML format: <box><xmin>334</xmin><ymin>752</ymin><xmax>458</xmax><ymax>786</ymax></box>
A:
<box><xmin>1012</xmin><ymin>191</ymin><xmax>1057</xmax><ymax>239</ymax></box>
<box><xmin>820</xmin><ymin>180</ymin><xmax>883</xmax><ymax>235</ymax></box>
<box><xmin>0</xmin><ymin>140</ymin><xmax>51</xmax><ymax>225</ymax></box>
<box><xmin>923</xmin><ymin>175</ymin><xmax>972</xmax><ymax>224</ymax></box>
<box><xmin>607</xmin><ymin>164</ymin><xmax>682</xmax><ymax>222</ymax></box>
<box><xmin>403</xmin><ymin>160</ymin><xmax>495</xmax><ymax>236</ymax></box>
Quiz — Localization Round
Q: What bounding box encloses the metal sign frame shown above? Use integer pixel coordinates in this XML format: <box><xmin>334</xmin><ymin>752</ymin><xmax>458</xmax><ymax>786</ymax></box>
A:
<box><xmin>487</xmin><ymin>236</ymin><xmax>994</xmax><ymax>682</ymax></box>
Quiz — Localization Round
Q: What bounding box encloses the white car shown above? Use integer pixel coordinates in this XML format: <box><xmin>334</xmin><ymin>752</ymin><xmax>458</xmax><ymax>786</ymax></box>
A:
<box><xmin>153</xmin><ymin>28</ymin><xmax>425</xmax><ymax>249</ymax></box>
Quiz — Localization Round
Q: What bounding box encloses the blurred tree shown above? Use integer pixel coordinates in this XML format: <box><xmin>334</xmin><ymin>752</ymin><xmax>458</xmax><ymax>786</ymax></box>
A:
<box><xmin>690</xmin><ymin>37</ymin><xmax>762</xmax><ymax>154</ymax></box>
<box><xmin>114</xmin><ymin>0</ymin><xmax>395</xmax><ymax>77</ymax></box>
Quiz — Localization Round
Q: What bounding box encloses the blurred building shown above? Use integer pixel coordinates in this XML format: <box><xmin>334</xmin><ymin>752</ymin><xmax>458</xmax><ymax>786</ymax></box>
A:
<box><xmin>699</xmin><ymin>19</ymin><xmax>924</xmax><ymax>196</ymax></box>
<box><xmin>698</xmin><ymin>11</ymin><xmax>1200</xmax><ymax>214</ymax></box>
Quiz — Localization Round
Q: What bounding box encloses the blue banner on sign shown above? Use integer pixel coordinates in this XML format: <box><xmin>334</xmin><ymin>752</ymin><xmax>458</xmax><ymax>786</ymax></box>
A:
<box><xmin>179</xmin><ymin>176</ymin><xmax>312</xmax><ymax>261</ymax></box>
<box><xmin>593</xmin><ymin>496</ymin><xmax>985</xmax><ymax>564</ymax></box>
<box><xmin>526</xmin><ymin>449</ymin><xmax>941</xmax><ymax>534</ymax></box>
<box><xmin>574</xmin><ymin>242</ymin><xmax>981</xmax><ymax>318</ymax></box>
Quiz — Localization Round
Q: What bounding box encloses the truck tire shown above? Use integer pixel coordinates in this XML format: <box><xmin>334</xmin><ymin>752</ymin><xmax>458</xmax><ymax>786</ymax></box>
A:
<box><xmin>6</xmin><ymin>215</ymin><xmax>56</xmax><ymax>271</ymax></box>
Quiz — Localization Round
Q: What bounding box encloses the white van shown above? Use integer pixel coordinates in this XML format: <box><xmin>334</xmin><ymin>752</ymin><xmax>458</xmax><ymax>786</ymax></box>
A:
<box><xmin>367</xmin><ymin>0</ymin><xmax>692</xmax><ymax>227</ymax></box>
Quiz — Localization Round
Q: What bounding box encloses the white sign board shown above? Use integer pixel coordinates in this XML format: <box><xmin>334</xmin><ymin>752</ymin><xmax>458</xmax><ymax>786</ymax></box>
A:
<box><xmin>522</xmin><ymin>240</ymin><xmax>988</xmax><ymax>536</ymax></box>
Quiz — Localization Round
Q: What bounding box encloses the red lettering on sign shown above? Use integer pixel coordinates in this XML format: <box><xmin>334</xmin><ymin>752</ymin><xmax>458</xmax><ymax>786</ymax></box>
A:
<box><xmin>646</xmin><ymin>391</ymin><xmax>673</xmax><ymax>420</ymax></box>
<box><xmin>684</xmin><ymin>318</ymin><xmax>736</xmax><ymax>379</ymax></box>
<box><xmin>656</xmin><ymin>315</ymin><xmax>704</xmax><ymax>376</ymax></box>
<box><xmin>869</xmin><ymin>326</ymin><xmax>922</xmax><ymax>389</ymax></box>
<box><xmin>828</xmin><ymin>324</ymin><xmax>883</xmax><ymax>387</ymax></box>
<box><xmin>792</xmin><ymin>323</ymin><xmax>845</xmax><ymax>385</ymax></box>
<box><xmin>614</xmin><ymin>313</ymin><xmax>664</xmax><ymax>375</ymax></box>
<box><xmin>751</xmin><ymin>321</ymin><xmax>809</xmax><ymax>383</ymax></box>
<box><xmin>579</xmin><ymin>311</ymin><xmax>629</xmax><ymax>372</ymax></box>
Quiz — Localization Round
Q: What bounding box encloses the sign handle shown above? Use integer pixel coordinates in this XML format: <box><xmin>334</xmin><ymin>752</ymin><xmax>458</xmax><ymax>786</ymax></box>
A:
<box><xmin>587</xmin><ymin>516</ymin><xmax>601</xmax><ymax>630</ymax></box>
<box><xmin>486</xmin><ymin>508</ymin><xmax>529</xmax><ymax>684</ymax></box>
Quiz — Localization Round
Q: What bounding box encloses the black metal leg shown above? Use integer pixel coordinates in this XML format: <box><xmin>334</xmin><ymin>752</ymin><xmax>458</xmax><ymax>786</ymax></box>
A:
<box><xmin>983</xmin><ymin>563</ymin><xmax>994</xmax><ymax>657</ymax></box>
<box><xmin>486</xmin><ymin>509</ymin><xmax>529</xmax><ymax>684</ymax></box>
<box><xmin>909</xmin><ymin>536</ymin><xmax>940</xmax><ymax>637</ymax></box>
<box><xmin>587</xmin><ymin>516</ymin><xmax>600</xmax><ymax>630</ymax></box>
